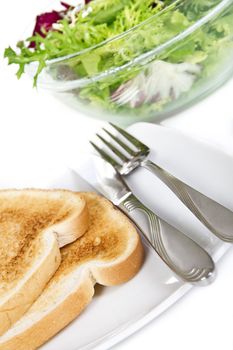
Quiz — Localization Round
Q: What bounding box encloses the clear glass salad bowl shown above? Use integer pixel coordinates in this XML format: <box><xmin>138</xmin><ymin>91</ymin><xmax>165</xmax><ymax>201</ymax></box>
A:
<box><xmin>26</xmin><ymin>0</ymin><xmax>233</xmax><ymax>124</ymax></box>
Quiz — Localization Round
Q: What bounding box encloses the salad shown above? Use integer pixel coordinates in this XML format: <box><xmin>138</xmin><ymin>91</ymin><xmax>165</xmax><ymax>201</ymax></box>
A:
<box><xmin>4</xmin><ymin>0</ymin><xmax>233</xmax><ymax>117</ymax></box>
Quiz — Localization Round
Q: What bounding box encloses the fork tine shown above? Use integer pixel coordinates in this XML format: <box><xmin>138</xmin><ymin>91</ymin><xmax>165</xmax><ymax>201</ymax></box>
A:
<box><xmin>109</xmin><ymin>123</ymin><xmax>149</xmax><ymax>152</ymax></box>
<box><xmin>90</xmin><ymin>141</ymin><xmax>121</xmax><ymax>168</ymax></box>
<box><xmin>96</xmin><ymin>134</ymin><xmax>129</xmax><ymax>162</ymax></box>
<box><xmin>103</xmin><ymin>128</ymin><xmax>137</xmax><ymax>156</ymax></box>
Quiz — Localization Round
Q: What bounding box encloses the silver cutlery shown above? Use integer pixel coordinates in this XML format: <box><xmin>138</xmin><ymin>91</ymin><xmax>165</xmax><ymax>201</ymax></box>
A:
<box><xmin>76</xmin><ymin>154</ymin><xmax>215</xmax><ymax>285</ymax></box>
<box><xmin>91</xmin><ymin>123</ymin><xmax>233</xmax><ymax>242</ymax></box>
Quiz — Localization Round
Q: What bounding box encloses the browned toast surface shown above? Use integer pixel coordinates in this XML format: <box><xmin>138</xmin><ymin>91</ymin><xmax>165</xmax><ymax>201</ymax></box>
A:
<box><xmin>58</xmin><ymin>191</ymin><xmax>128</xmax><ymax>276</ymax></box>
<box><xmin>0</xmin><ymin>191</ymin><xmax>143</xmax><ymax>350</ymax></box>
<box><xmin>0</xmin><ymin>188</ymin><xmax>88</xmax><ymax>337</ymax></box>
<box><xmin>0</xmin><ymin>190</ymin><xmax>84</xmax><ymax>292</ymax></box>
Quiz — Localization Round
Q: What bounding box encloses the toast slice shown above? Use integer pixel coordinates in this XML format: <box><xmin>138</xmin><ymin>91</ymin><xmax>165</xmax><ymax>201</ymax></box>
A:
<box><xmin>0</xmin><ymin>189</ymin><xmax>88</xmax><ymax>335</ymax></box>
<box><xmin>0</xmin><ymin>192</ymin><xmax>144</xmax><ymax>350</ymax></box>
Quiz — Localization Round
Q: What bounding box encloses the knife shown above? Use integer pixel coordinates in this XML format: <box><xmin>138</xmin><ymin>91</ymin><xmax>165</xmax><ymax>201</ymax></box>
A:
<box><xmin>70</xmin><ymin>154</ymin><xmax>215</xmax><ymax>285</ymax></box>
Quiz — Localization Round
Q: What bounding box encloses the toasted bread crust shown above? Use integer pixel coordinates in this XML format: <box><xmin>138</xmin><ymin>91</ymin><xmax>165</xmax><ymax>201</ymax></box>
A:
<box><xmin>91</xmin><ymin>234</ymin><xmax>144</xmax><ymax>286</ymax></box>
<box><xmin>0</xmin><ymin>189</ymin><xmax>89</xmax><ymax>336</ymax></box>
<box><xmin>0</xmin><ymin>271</ymin><xmax>95</xmax><ymax>350</ymax></box>
<box><xmin>52</xmin><ymin>198</ymin><xmax>89</xmax><ymax>248</ymax></box>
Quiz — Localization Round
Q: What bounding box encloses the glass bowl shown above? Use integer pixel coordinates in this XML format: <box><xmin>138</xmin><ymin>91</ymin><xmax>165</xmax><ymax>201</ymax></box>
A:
<box><xmin>26</xmin><ymin>0</ymin><xmax>233</xmax><ymax>124</ymax></box>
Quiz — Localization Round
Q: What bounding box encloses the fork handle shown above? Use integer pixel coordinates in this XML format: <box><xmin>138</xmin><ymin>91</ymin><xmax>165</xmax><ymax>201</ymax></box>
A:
<box><xmin>142</xmin><ymin>159</ymin><xmax>233</xmax><ymax>242</ymax></box>
<box><xmin>119</xmin><ymin>194</ymin><xmax>215</xmax><ymax>285</ymax></box>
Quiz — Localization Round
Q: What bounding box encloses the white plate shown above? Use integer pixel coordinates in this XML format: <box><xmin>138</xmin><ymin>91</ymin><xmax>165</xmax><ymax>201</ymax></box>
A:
<box><xmin>1</xmin><ymin>123</ymin><xmax>233</xmax><ymax>350</ymax></box>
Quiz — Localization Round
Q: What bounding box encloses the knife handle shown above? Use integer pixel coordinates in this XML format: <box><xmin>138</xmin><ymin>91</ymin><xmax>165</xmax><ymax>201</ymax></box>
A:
<box><xmin>120</xmin><ymin>194</ymin><xmax>215</xmax><ymax>285</ymax></box>
<box><xmin>142</xmin><ymin>159</ymin><xmax>233</xmax><ymax>242</ymax></box>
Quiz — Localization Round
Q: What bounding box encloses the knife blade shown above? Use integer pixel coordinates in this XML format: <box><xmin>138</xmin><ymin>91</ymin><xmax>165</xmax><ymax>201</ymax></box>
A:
<box><xmin>70</xmin><ymin>153</ymin><xmax>132</xmax><ymax>204</ymax></box>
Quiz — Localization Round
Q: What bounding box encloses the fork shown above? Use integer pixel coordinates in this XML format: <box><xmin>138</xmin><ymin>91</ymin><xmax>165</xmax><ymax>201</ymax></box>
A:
<box><xmin>92</xmin><ymin>123</ymin><xmax>233</xmax><ymax>242</ymax></box>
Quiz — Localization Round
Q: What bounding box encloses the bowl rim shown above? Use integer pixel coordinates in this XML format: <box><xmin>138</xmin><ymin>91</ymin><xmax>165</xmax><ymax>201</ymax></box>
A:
<box><xmin>37</xmin><ymin>0</ymin><xmax>233</xmax><ymax>90</ymax></box>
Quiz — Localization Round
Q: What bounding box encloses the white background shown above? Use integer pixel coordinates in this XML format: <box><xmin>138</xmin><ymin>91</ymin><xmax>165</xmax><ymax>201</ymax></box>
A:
<box><xmin>1</xmin><ymin>1</ymin><xmax>233</xmax><ymax>349</ymax></box>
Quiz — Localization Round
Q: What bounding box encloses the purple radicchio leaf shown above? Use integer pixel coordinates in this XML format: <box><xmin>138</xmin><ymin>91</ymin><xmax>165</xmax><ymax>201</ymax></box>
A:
<box><xmin>29</xmin><ymin>2</ymin><xmax>78</xmax><ymax>48</ymax></box>
<box><xmin>29</xmin><ymin>0</ymin><xmax>93</xmax><ymax>48</ymax></box>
